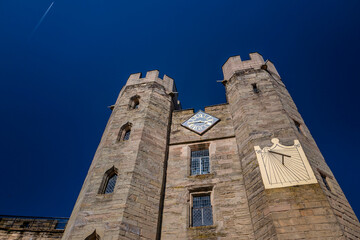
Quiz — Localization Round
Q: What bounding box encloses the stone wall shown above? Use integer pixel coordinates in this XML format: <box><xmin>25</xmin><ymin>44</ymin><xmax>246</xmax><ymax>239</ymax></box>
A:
<box><xmin>223</xmin><ymin>53</ymin><xmax>360</xmax><ymax>239</ymax></box>
<box><xmin>41</xmin><ymin>53</ymin><xmax>360</xmax><ymax>240</ymax></box>
<box><xmin>161</xmin><ymin>104</ymin><xmax>255</xmax><ymax>239</ymax></box>
<box><xmin>62</xmin><ymin>71</ymin><xmax>175</xmax><ymax>240</ymax></box>
<box><xmin>0</xmin><ymin>231</ymin><xmax>63</xmax><ymax>240</ymax></box>
<box><xmin>0</xmin><ymin>216</ymin><xmax>65</xmax><ymax>239</ymax></box>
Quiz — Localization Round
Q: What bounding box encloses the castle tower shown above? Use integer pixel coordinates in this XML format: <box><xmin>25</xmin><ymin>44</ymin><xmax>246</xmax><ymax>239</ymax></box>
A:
<box><xmin>62</xmin><ymin>70</ymin><xmax>180</xmax><ymax>239</ymax></box>
<box><xmin>160</xmin><ymin>53</ymin><xmax>359</xmax><ymax>240</ymax></box>
<box><xmin>223</xmin><ymin>53</ymin><xmax>360</xmax><ymax>239</ymax></box>
<box><xmin>61</xmin><ymin>53</ymin><xmax>360</xmax><ymax>240</ymax></box>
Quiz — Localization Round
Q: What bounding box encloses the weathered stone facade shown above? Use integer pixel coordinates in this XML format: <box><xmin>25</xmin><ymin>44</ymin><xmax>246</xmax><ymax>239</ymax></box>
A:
<box><xmin>62</xmin><ymin>53</ymin><xmax>360</xmax><ymax>239</ymax></box>
<box><xmin>0</xmin><ymin>216</ymin><xmax>66</xmax><ymax>239</ymax></box>
<box><xmin>160</xmin><ymin>53</ymin><xmax>359</xmax><ymax>240</ymax></box>
<box><xmin>62</xmin><ymin>71</ymin><xmax>179</xmax><ymax>240</ymax></box>
<box><xmin>161</xmin><ymin>104</ymin><xmax>254</xmax><ymax>239</ymax></box>
<box><xmin>222</xmin><ymin>53</ymin><xmax>360</xmax><ymax>239</ymax></box>
<box><xmin>3</xmin><ymin>53</ymin><xmax>359</xmax><ymax>239</ymax></box>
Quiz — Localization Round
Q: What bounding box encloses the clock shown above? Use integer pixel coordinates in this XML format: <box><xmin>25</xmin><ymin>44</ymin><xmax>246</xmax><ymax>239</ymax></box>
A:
<box><xmin>254</xmin><ymin>138</ymin><xmax>317</xmax><ymax>189</ymax></box>
<box><xmin>181</xmin><ymin>110</ymin><xmax>219</xmax><ymax>135</ymax></box>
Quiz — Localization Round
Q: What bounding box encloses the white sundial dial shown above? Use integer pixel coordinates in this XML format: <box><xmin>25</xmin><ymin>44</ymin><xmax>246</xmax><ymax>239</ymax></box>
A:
<box><xmin>254</xmin><ymin>138</ymin><xmax>318</xmax><ymax>189</ymax></box>
<box><xmin>181</xmin><ymin>110</ymin><xmax>220</xmax><ymax>135</ymax></box>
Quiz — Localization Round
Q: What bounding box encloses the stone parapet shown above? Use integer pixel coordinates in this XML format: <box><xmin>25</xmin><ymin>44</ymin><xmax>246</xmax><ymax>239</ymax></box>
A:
<box><xmin>222</xmin><ymin>52</ymin><xmax>280</xmax><ymax>80</ymax></box>
<box><xmin>125</xmin><ymin>70</ymin><xmax>181</xmax><ymax>110</ymax></box>
<box><xmin>126</xmin><ymin>70</ymin><xmax>176</xmax><ymax>94</ymax></box>
<box><xmin>0</xmin><ymin>215</ymin><xmax>66</xmax><ymax>239</ymax></box>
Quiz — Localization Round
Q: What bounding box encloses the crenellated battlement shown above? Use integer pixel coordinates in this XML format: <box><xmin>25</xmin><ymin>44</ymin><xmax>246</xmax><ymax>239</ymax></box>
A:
<box><xmin>222</xmin><ymin>52</ymin><xmax>280</xmax><ymax>80</ymax></box>
<box><xmin>126</xmin><ymin>70</ymin><xmax>176</xmax><ymax>94</ymax></box>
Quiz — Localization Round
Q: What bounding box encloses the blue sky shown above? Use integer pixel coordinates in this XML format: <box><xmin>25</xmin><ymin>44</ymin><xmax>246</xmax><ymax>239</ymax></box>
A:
<box><xmin>0</xmin><ymin>0</ymin><xmax>360</xmax><ymax>218</ymax></box>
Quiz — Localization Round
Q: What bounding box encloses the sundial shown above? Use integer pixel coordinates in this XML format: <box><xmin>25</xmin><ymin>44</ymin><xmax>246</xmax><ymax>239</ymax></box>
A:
<box><xmin>254</xmin><ymin>138</ymin><xmax>318</xmax><ymax>189</ymax></box>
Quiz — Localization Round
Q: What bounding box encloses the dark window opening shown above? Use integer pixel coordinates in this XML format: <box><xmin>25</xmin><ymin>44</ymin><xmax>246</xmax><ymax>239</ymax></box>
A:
<box><xmin>85</xmin><ymin>231</ymin><xmax>100</xmax><ymax>240</ymax></box>
<box><xmin>252</xmin><ymin>83</ymin><xmax>260</xmax><ymax>93</ymax></box>
<box><xmin>21</xmin><ymin>221</ymin><xmax>30</xmax><ymax>228</ymax></box>
<box><xmin>192</xmin><ymin>195</ymin><xmax>213</xmax><ymax>227</ymax></box>
<box><xmin>191</xmin><ymin>149</ymin><xmax>210</xmax><ymax>176</ymax></box>
<box><xmin>117</xmin><ymin>122</ymin><xmax>132</xmax><ymax>142</ymax></box>
<box><xmin>123</xmin><ymin>130</ymin><xmax>131</xmax><ymax>141</ymax></box>
<box><xmin>320</xmin><ymin>172</ymin><xmax>331</xmax><ymax>191</ymax></box>
<box><xmin>293</xmin><ymin>119</ymin><xmax>301</xmax><ymax>133</ymax></box>
<box><xmin>55</xmin><ymin>221</ymin><xmax>67</xmax><ymax>230</ymax></box>
<box><xmin>129</xmin><ymin>95</ymin><xmax>140</xmax><ymax>110</ymax></box>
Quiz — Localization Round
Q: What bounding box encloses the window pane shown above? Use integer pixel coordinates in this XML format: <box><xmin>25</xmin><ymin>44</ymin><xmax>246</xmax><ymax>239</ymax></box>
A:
<box><xmin>55</xmin><ymin>220</ymin><xmax>68</xmax><ymax>230</ymax></box>
<box><xmin>191</xmin><ymin>149</ymin><xmax>209</xmax><ymax>158</ymax></box>
<box><xmin>193</xmin><ymin>195</ymin><xmax>211</xmax><ymax>208</ymax></box>
<box><xmin>191</xmin><ymin>157</ymin><xmax>200</xmax><ymax>175</ymax></box>
<box><xmin>202</xmin><ymin>206</ymin><xmax>213</xmax><ymax>226</ymax></box>
<box><xmin>123</xmin><ymin>130</ymin><xmax>131</xmax><ymax>140</ymax></box>
<box><xmin>192</xmin><ymin>208</ymin><xmax>202</xmax><ymax>227</ymax></box>
<box><xmin>201</xmin><ymin>157</ymin><xmax>210</xmax><ymax>174</ymax></box>
<box><xmin>192</xmin><ymin>195</ymin><xmax>212</xmax><ymax>227</ymax></box>
<box><xmin>105</xmin><ymin>174</ymin><xmax>117</xmax><ymax>194</ymax></box>
<box><xmin>191</xmin><ymin>149</ymin><xmax>209</xmax><ymax>175</ymax></box>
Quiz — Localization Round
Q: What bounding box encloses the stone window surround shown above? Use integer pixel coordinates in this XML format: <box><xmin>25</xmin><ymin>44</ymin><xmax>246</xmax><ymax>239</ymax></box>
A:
<box><xmin>128</xmin><ymin>95</ymin><xmax>140</xmax><ymax>110</ymax></box>
<box><xmin>292</xmin><ymin>118</ymin><xmax>303</xmax><ymax>134</ymax></box>
<box><xmin>251</xmin><ymin>83</ymin><xmax>260</xmax><ymax>93</ymax></box>
<box><xmin>98</xmin><ymin>166</ymin><xmax>118</xmax><ymax>194</ymax></box>
<box><xmin>317</xmin><ymin>169</ymin><xmax>335</xmax><ymax>193</ymax></box>
<box><xmin>117</xmin><ymin>122</ymin><xmax>132</xmax><ymax>142</ymax></box>
<box><xmin>188</xmin><ymin>142</ymin><xmax>212</xmax><ymax>177</ymax></box>
<box><xmin>85</xmin><ymin>230</ymin><xmax>100</xmax><ymax>240</ymax></box>
<box><xmin>188</xmin><ymin>185</ymin><xmax>215</xmax><ymax>228</ymax></box>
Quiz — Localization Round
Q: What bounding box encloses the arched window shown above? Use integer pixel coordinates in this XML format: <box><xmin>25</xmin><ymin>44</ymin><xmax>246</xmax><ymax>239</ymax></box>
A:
<box><xmin>129</xmin><ymin>95</ymin><xmax>140</xmax><ymax>110</ymax></box>
<box><xmin>117</xmin><ymin>122</ymin><xmax>132</xmax><ymax>142</ymax></box>
<box><xmin>123</xmin><ymin>130</ymin><xmax>131</xmax><ymax>141</ymax></box>
<box><xmin>85</xmin><ymin>230</ymin><xmax>100</xmax><ymax>240</ymax></box>
<box><xmin>104</xmin><ymin>174</ymin><xmax>117</xmax><ymax>194</ymax></box>
<box><xmin>292</xmin><ymin>119</ymin><xmax>303</xmax><ymax>134</ymax></box>
<box><xmin>99</xmin><ymin>166</ymin><xmax>118</xmax><ymax>194</ymax></box>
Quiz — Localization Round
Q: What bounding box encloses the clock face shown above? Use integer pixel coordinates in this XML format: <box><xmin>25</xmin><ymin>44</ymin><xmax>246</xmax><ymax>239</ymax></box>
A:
<box><xmin>181</xmin><ymin>110</ymin><xmax>219</xmax><ymax>135</ymax></box>
<box><xmin>254</xmin><ymin>138</ymin><xmax>317</xmax><ymax>189</ymax></box>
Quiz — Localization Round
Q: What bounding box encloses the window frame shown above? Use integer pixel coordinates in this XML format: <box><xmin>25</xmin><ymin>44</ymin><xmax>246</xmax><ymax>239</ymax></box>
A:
<box><xmin>117</xmin><ymin>122</ymin><xmax>132</xmax><ymax>142</ymax></box>
<box><xmin>189</xmin><ymin>143</ymin><xmax>211</xmax><ymax>176</ymax></box>
<box><xmin>189</xmin><ymin>188</ymin><xmax>214</xmax><ymax>228</ymax></box>
<box><xmin>190</xmin><ymin>149</ymin><xmax>210</xmax><ymax>176</ymax></box>
<box><xmin>98</xmin><ymin>166</ymin><xmax>118</xmax><ymax>195</ymax></box>
<box><xmin>104</xmin><ymin>173</ymin><xmax>117</xmax><ymax>194</ymax></box>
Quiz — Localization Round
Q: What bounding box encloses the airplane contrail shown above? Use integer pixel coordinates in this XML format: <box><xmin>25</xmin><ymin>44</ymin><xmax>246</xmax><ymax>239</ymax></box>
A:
<box><xmin>29</xmin><ymin>2</ymin><xmax>55</xmax><ymax>39</ymax></box>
